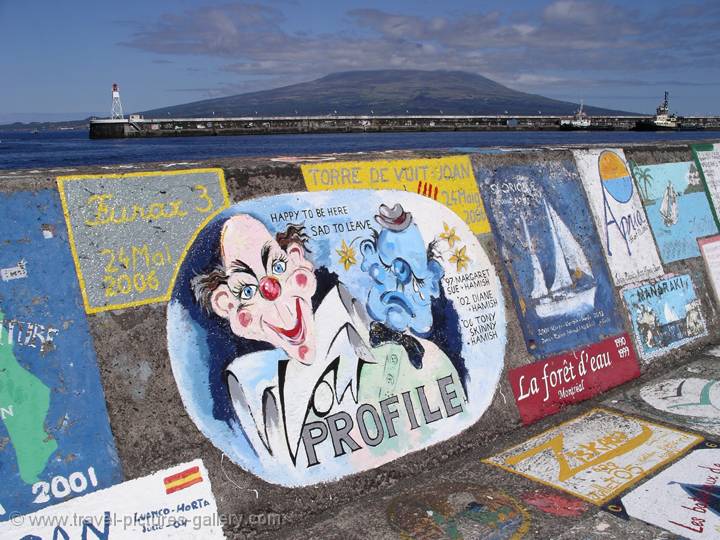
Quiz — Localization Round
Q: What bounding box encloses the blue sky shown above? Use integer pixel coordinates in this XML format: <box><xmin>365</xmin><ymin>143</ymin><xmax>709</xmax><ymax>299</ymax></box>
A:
<box><xmin>2</xmin><ymin>0</ymin><xmax>719</xmax><ymax>121</ymax></box>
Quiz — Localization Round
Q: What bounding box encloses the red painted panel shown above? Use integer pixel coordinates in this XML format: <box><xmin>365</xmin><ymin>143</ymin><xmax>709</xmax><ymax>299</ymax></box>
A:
<box><xmin>509</xmin><ymin>333</ymin><xmax>640</xmax><ymax>424</ymax></box>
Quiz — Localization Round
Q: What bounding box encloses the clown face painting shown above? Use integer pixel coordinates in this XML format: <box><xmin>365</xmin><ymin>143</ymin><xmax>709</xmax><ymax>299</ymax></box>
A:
<box><xmin>193</xmin><ymin>215</ymin><xmax>318</xmax><ymax>365</ymax></box>
<box><xmin>167</xmin><ymin>190</ymin><xmax>506</xmax><ymax>486</ymax></box>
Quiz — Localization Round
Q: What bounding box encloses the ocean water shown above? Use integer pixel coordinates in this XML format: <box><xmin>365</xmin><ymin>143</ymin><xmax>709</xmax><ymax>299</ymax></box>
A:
<box><xmin>1</xmin><ymin>129</ymin><xmax>720</xmax><ymax>171</ymax></box>
<box><xmin>646</xmin><ymin>191</ymin><xmax>718</xmax><ymax>262</ymax></box>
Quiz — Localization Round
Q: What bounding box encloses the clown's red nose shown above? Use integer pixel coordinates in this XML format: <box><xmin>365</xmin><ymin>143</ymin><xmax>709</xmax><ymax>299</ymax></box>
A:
<box><xmin>259</xmin><ymin>276</ymin><xmax>281</xmax><ymax>301</ymax></box>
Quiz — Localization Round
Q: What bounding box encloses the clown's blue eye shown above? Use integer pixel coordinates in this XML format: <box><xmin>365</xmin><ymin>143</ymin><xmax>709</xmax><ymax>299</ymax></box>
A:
<box><xmin>240</xmin><ymin>284</ymin><xmax>257</xmax><ymax>300</ymax></box>
<box><xmin>272</xmin><ymin>260</ymin><xmax>286</xmax><ymax>274</ymax></box>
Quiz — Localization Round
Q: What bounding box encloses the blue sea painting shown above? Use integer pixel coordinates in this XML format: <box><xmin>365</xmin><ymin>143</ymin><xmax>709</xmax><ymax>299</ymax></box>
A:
<box><xmin>622</xmin><ymin>274</ymin><xmax>707</xmax><ymax>360</ymax></box>
<box><xmin>477</xmin><ymin>161</ymin><xmax>623</xmax><ymax>358</ymax></box>
<box><xmin>631</xmin><ymin>161</ymin><xmax>718</xmax><ymax>263</ymax></box>
<box><xmin>0</xmin><ymin>190</ymin><xmax>122</xmax><ymax>520</ymax></box>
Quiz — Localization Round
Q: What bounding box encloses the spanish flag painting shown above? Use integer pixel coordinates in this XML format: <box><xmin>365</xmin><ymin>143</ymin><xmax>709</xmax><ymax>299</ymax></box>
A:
<box><xmin>164</xmin><ymin>465</ymin><xmax>203</xmax><ymax>494</ymax></box>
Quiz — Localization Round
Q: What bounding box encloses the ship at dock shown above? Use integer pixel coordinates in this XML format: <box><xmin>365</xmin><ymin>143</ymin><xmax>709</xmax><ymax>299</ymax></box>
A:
<box><xmin>558</xmin><ymin>101</ymin><xmax>615</xmax><ymax>131</ymax></box>
<box><xmin>634</xmin><ymin>92</ymin><xmax>680</xmax><ymax>131</ymax></box>
<box><xmin>559</xmin><ymin>102</ymin><xmax>592</xmax><ymax>130</ymax></box>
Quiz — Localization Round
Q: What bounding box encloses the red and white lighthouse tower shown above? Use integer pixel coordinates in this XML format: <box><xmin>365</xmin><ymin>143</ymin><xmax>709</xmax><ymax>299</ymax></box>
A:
<box><xmin>111</xmin><ymin>83</ymin><xmax>124</xmax><ymax>119</ymax></box>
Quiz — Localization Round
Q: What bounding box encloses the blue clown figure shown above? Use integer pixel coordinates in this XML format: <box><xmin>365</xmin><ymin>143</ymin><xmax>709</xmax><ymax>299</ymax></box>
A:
<box><xmin>356</xmin><ymin>202</ymin><xmax>465</xmax><ymax>418</ymax></box>
<box><xmin>358</xmin><ymin>202</ymin><xmax>462</xmax><ymax>382</ymax></box>
<box><xmin>360</xmin><ymin>203</ymin><xmax>444</xmax><ymax>336</ymax></box>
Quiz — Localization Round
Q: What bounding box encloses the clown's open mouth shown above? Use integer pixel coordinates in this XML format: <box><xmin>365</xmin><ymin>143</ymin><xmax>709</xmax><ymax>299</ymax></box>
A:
<box><xmin>380</xmin><ymin>291</ymin><xmax>415</xmax><ymax>317</ymax></box>
<box><xmin>265</xmin><ymin>298</ymin><xmax>306</xmax><ymax>346</ymax></box>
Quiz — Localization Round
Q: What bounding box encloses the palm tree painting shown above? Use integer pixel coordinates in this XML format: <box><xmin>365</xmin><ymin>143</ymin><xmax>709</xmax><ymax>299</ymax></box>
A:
<box><xmin>628</xmin><ymin>160</ymin><xmax>654</xmax><ymax>204</ymax></box>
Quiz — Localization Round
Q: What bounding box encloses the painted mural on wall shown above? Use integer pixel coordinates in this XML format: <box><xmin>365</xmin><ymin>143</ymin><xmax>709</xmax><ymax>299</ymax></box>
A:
<box><xmin>509</xmin><ymin>334</ymin><xmax>640</xmax><ymax>425</ymax></box>
<box><xmin>57</xmin><ymin>168</ymin><xmax>229</xmax><ymax>313</ymax></box>
<box><xmin>629</xmin><ymin>160</ymin><xmax>717</xmax><ymax>263</ymax></box>
<box><xmin>477</xmin><ymin>161</ymin><xmax>622</xmax><ymax>358</ymax></box>
<box><xmin>573</xmin><ymin>149</ymin><xmax>663</xmax><ymax>286</ymax></box>
<box><xmin>484</xmin><ymin>408</ymin><xmax>701</xmax><ymax>504</ymax></box>
<box><xmin>0</xmin><ymin>190</ymin><xmax>122</xmax><ymax>521</ymax></box>
<box><xmin>620</xmin><ymin>448</ymin><xmax>720</xmax><ymax>538</ymax></box>
<box><xmin>640</xmin><ymin>378</ymin><xmax>720</xmax><ymax>436</ymax></box>
<box><xmin>699</xmin><ymin>235</ymin><xmax>720</xmax><ymax>304</ymax></box>
<box><xmin>692</xmin><ymin>143</ymin><xmax>720</xmax><ymax>226</ymax></box>
<box><xmin>0</xmin><ymin>459</ymin><xmax>224</xmax><ymax>538</ymax></box>
<box><xmin>301</xmin><ymin>156</ymin><xmax>490</xmax><ymax>234</ymax></box>
<box><xmin>622</xmin><ymin>274</ymin><xmax>707</xmax><ymax>361</ymax></box>
<box><xmin>166</xmin><ymin>190</ymin><xmax>506</xmax><ymax>486</ymax></box>
<box><xmin>386</xmin><ymin>482</ymin><xmax>530</xmax><ymax>539</ymax></box>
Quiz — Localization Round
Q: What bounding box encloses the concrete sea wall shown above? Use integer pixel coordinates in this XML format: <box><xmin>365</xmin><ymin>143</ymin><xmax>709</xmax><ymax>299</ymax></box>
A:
<box><xmin>89</xmin><ymin>115</ymin><xmax>720</xmax><ymax>139</ymax></box>
<box><xmin>0</xmin><ymin>140</ymin><xmax>719</xmax><ymax>538</ymax></box>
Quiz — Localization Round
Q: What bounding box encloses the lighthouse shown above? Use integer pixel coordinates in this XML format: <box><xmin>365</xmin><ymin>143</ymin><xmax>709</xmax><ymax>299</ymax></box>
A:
<box><xmin>111</xmin><ymin>83</ymin><xmax>124</xmax><ymax>119</ymax></box>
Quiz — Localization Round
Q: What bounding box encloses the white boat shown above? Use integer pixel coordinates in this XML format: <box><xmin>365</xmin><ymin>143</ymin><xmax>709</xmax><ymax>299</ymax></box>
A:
<box><xmin>559</xmin><ymin>101</ymin><xmax>592</xmax><ymax>129</ymax></box>
<box><xmin>659</xmin><ymin>181</ymin><xmax>679</xmax><ymax>226</ymax></box>
<box><xmin>522</xmin><ymin>201</ymin><xmax>597</xmax><ymax>319</ymax></box>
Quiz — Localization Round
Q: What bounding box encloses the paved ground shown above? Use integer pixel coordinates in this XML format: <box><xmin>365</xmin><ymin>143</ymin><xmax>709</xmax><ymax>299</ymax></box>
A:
<box><xmin>268</xmin><ymin>347</ymin><xmax>720</xmax><ymax>540</ymax></box>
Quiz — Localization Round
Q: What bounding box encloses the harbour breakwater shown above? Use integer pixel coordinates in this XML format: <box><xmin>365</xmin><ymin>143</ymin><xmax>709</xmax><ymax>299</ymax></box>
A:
<box><xmin>0</xmin><ymin>140</ymin><xmax>719</xmax><ymax>538</ymax></box>
<box><xmin>89</xmin><ymin>114</ymin><xmax>720</xmax><ymax>139</ymax></box>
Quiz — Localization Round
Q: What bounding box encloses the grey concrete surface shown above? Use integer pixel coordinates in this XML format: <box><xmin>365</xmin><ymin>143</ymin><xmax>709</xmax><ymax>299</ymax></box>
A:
<box><xmin>278</xmin><ymin>346</ymin><xmax>716</xmax><ymax>540</ymax></box>
<box><xmin>1</xmin><ymin>141</ymin><xmax>718</xmax><ymax>539</ymax></box>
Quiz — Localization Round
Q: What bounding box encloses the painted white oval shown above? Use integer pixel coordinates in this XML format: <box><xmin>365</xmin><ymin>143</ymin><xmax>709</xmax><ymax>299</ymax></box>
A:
<box><xmin>167</xmin><ymin>190</ymin><xmax>506</xmax><ymax>486</ymax></box>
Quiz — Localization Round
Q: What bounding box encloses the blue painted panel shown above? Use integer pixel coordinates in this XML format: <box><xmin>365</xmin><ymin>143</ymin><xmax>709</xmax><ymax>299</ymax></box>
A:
<box><xmin>0</xmin><ymin>190</ymin><xmax>122</xmax><ymax>519</ymax></box>
<box><xmin>632</xmin><ymin>161</ymin><xmax>718</xmax><ymax>263</ymax></box>
<box><xmin>478</xmin><ymin>161</ymin><xmax>623</xmax><ymax>358</ymax></box>
<box><xmin>622</xmin><ymin>274</ymin><xmax>707</xmax><ymax>360</ymax></box>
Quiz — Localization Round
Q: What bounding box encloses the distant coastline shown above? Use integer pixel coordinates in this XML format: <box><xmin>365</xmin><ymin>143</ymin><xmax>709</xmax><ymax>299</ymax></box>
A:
<box><xmin>0</xmin><ymin>120</ymin><xmax>88</xmax><ymax>133</ymax></box>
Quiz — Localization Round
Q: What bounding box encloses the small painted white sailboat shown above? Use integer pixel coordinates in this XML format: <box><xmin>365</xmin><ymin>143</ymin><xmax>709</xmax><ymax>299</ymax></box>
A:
<box><xmin>659</xmin><ymin>181</ymin><xmax>679</xmax><ymax>227</ymax></box>
<box><xmin>524</xmin><ymin>216</ymin><xmax>548</xmax><ymax>301</ymax></box>
<box><xmin>664</xmin><ymin>303</ymin><xmax>680</xmax><ymax>323</ymax></box>
<box><xmin>523</xmin><ymin>202</ymin><xmax>597</xmax><ymax>319</ymax></box>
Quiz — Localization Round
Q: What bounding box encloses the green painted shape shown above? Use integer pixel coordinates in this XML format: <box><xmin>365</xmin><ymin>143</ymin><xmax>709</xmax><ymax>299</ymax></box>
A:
<box><xmin>0</xmin><ymin>312</ymin><xmax>57</xmax><ymax>484</ymax></box>
<box><xmin>692</xmin><ymin>144</ymin><xmax>720</xmax><ymax>228</ymax></box>
<box><xmin>693</xmin><ymin>143</ymin><xmax>715</xmax><ymax>152</ymax></box>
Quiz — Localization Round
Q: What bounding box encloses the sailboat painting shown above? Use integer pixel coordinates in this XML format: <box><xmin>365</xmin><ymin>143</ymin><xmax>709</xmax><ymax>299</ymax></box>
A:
<box><xmin>659</xmin><ymin>182</ymin><xmax>679</xmax><ymax>226</ymax></box>
<box><xmin>633</xmin><ymin>161</ymin><xmax>718</xmax><ymax>264</ymax></box>
<box><xmin>478</xmin><ymin>161</ymin><xmax>622</xmax><ymax>358</ymax></box>
<box><xmin>525</xmin><ymin>201</ymin><xmax>597</xmax><ymax>319</ymax></box>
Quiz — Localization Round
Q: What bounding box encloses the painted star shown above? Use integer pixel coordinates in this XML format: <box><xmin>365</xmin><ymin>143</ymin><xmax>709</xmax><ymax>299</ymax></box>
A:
<box><xmin>336</xmin><ymin>240</ymin><xmax>357</xmax><ymax>271</ymax></box>
<box><xmin>449</xmin><ymin>245</ymin><xmax>470</xmax><ymax>272</ymax></box>
<box><xmin>440</xmin><ymin>222</ymin><xmax>460</xmax><ymax>247</ymax></box>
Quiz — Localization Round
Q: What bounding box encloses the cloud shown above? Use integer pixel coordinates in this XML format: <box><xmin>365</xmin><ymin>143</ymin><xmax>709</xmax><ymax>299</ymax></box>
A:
<box><xmin>543</xmin><ymin>0</ymin><xmax>614</xmax><ymax>25</ymax></box>
<box><xmin>121</xmin><ymin>3</ymin><xmax>287</xmax><ymax>57</ymax></box>
<box><xmin>120</xmin><ymin>1</ymin><xmax>720</xmax><ymax>97</ymax></box>
<box><xmin>166</xmin><ymin>78</ymin><xmax>291</xmax><ymax>98</ymax></box>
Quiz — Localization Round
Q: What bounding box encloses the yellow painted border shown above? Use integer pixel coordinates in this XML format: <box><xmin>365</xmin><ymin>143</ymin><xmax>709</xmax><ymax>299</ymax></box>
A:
<box><xmin>57</xmin><ymin>168</ymin><xmax>230</xmax><ymax>314</ymax></box>
<box><xmin>482</xmin><ymin>407</ymin><xmax>703</xmax><ymax>505</ymax></box>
